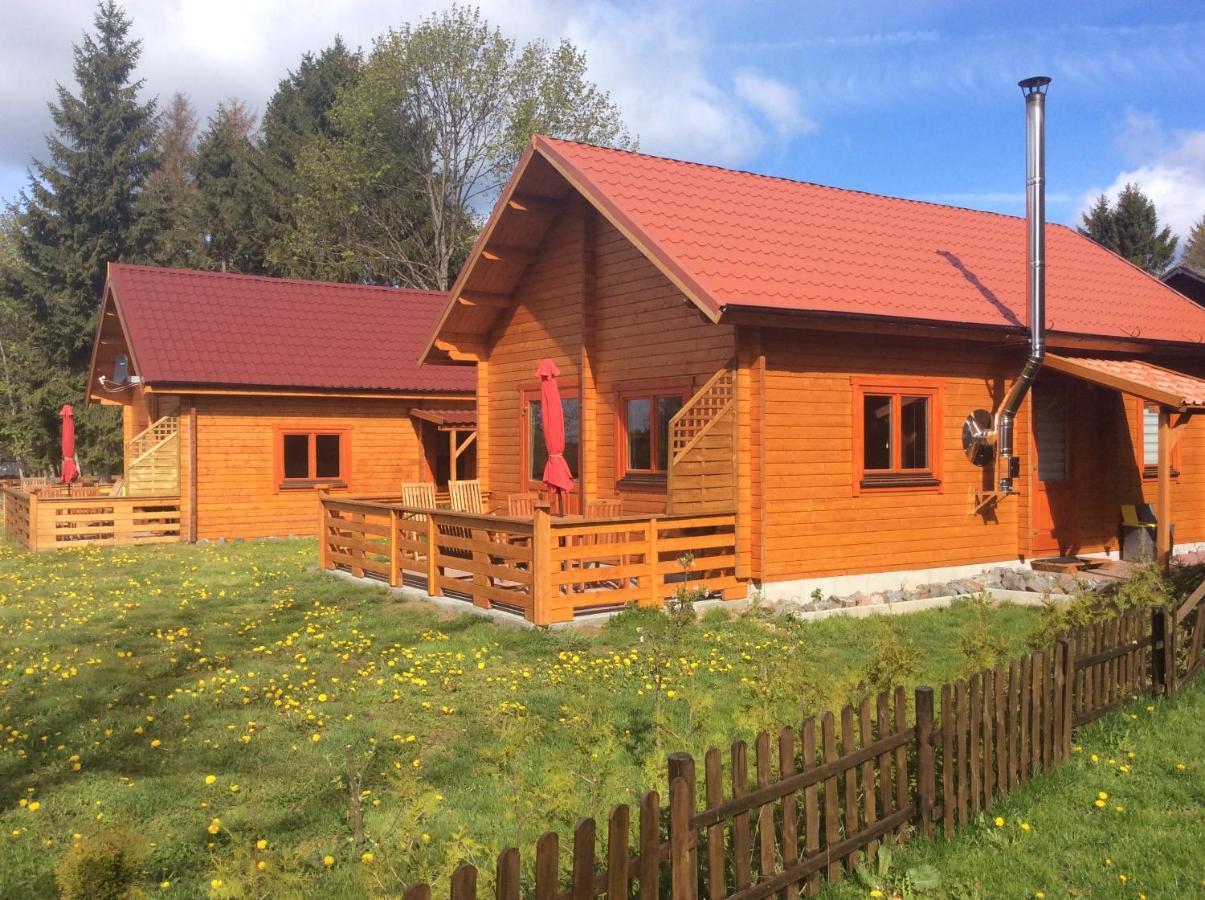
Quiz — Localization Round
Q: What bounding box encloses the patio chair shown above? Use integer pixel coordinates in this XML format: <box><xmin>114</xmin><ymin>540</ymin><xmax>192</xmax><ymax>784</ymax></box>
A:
<box><xmin>507</xmin><ymin>492</ymin><xmax>540</xmax><ymax>518</ymax></box>
<box><xmin>449</xmin><ymin>479</ymin><xmax>485</xmax><ymax>514</ymax></box>
<box><xmin>400</xmin><ymin>482</ymin><xmax>438</xmax><ymax>564</ymax></box>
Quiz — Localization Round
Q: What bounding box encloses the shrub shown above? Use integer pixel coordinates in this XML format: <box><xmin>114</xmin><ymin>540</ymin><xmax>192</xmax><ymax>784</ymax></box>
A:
<box><xmin>850</xmin><ymin>620</ymin><xmax>920</xmax><ymax>702</ymax></box>
<box><xmin>957</xmin><ymin>594</ymin><xmax>1012</xmax><ymax>675</ymax></box>
<box><xmin>56</xmin><ymin>826</ymin><xmax>146</xmax><ymax>900</ymax></box>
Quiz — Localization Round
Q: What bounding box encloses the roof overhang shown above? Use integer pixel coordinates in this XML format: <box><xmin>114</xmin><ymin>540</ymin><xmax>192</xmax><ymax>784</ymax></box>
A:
<box><xmin>85</xmin><ymin>272</ymin><xmax>143</xmax><ymax>405</ymax></box>
<box><xmin>1044</xmin><ymin>354</ymin><xmax>1205</xmax><ymax>411</ymax></box>
<box><xmin>409</xmin><ymin>408</ymin><xmax>478</xmax><ymax>430</ymax></box>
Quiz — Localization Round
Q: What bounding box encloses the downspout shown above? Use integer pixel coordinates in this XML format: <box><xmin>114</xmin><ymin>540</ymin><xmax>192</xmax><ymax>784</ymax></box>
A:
<box><xmin>995</xmin><ymin>76</ymin><xmax>1051</xmax><ymax>494</ymax></box>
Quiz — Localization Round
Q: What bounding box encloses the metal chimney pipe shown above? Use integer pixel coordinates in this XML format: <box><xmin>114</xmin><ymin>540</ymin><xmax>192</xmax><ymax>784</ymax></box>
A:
<box><xmin>995</xmin><ymin>75</ymin><xmax>1051</xmax><ymax>494</ymax></box>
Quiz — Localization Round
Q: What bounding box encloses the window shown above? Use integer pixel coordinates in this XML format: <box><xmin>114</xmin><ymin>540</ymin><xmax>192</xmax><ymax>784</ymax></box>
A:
<box><xmin>1137</xmin><ymin>400</ymin><xmax>1179</xmax><ymax>478</ymax></box>
<box><xmin>277</xmin><ymin>430</ymin><xmax>348</xmax><ymax>489</ymax></box>
<box><xmin>616</xmin><ymin>385</ymin><xmax>687</xmax><ymax>482</ymax></box>
<box><xmin>525</xmin><ymin>394</ymin><xmax>580</xmax><ymax>484</ymax></box>
<box><xmin>852</xmin><ymin>378</ymin><xmax>942</xmax><ymax>492</ymax></box>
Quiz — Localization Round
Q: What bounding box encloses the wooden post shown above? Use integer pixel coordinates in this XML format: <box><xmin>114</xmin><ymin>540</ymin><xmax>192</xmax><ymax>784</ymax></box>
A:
<box><xmin>388</xmin><ymin>508</ymin><xmax>400</xmax><ymax>587</ymax></box>
<box><xmin>1152</xmin><ymin>606</ymin><xmax>1175</xmax><ymax>697</ymax></box>
<box><xmin>667</xmin><ymin>752</ymin><xmax>697</xmax><ymax>879</ymax></box>
<box><xmin>426</xmin><ymin>514</ymin><xmax>442</xmax><ymax>597</ymax></box>
<box><xmin>915</xmin><ymin>687</ymin><xmax>936</xmax><ymax>838</ymax></box>
<box><xmin>188</xmin><ymin>399</ymin><xmax>198</xmax><ymax>542</ymax></box>
<box><xmin>1156</xmin><ymin>406</ymin><xmax>1172</xmax><ymax>568</ymax></box>
<box><xmin>669</xmin><ymin>775</ymin><xmax>697</xmax><ymax>900</ymax></box>
<box><xmin>532</xmin><ymin>506</ymin><xmax>552</xmax><ymax>625</ymax></box>
<box><xmin>26</xmin><ymin>490</ymin><xmax>38</xmax><ymax>552</ymax></box>
<box><xmin>646</xmin><ymin>518</ymin><xmax>660</xmax><ymax>607</ymax></box>
<box><xmin>1058</xmin><ymin>637</ymin><xmax>1074</xmax><ymax>760</ymax></box>
<box><xmin>317</xmin><ymin>492</ymin><xmax>329</xmax><ymax>569</ymax></box>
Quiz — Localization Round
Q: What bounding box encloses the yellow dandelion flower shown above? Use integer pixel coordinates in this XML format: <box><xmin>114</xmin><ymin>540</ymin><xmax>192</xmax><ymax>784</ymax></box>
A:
<box><xmin>256</xmin><ymin>839</ymin><xmax>268</xmax><ymax>850</ymax></box>
<box><xmin>361</xmin><ymin>852</ymin><xmax>374</xmax><ymax>863</ymax></box>
<box><xmin>27</xmin><ymin>802</ymin><xmax>40</xmax><ymax>812</ymax></box>
<box><xmin>994</xmin><ymin>817</ymin><xmax>1005</xmax><ymax>827</ymax></box>
<box><xmin>1019</xmin><ymin>822</ymin><xmax>1031</xmax><ymax>832</ymax></box>
<box><xmin>323</xmin><ymin>854</ymin><xmax>335</xmax><ymax>867</ymax></box>
<box><xmin>211</xmin><ymin>879</ymin><xmax>223</xmax><ymax>889</ymax></box>
<box><xmin>205</xmin><ymin>775</ymin><xmax>216</xmax><ymax>785</ymax></box>
<box><xmin>311</xmin><ymin>733</ymin><xmax>321</xmax><ymax>743</ymax></box>
<box><xmin>1094</xmin><ymin>799</ymin><xmax>1106</xmax><ymax>809</ymax></box>
<box><xmin>257</xmin><ymin>860</ymin><xmax>267</xmax><ymax>871</ymax></box>
<box><xmin>150</xmin><ymin>739</ymin><xmax>161</xmax><ymax>748</ymax></box>
<box><xmin>1097</xmin><ymin>791</ymin><xmax>1108</xmax><ymax>801</ymax></box>
<box><xmin>159</xmin><ymin>880</ymin><xmax>171</xmax><ymax>889</ymax></box>
<box><xmin>229</xmin><ymin>784</ymin><xmax>240</xmax><ymax>793</ymax></box>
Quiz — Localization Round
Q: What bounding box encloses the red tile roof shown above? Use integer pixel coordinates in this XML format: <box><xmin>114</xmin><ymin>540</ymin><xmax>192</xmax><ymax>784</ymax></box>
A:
<box><xmin>107</xmin><ymin>264</ymin><xmax>474</xmax><ymax>393</ymax></box>
<box><xmin>535</xmin><ymin>137</ymin><xmax>1205</xmax><ymax>345</ymax></box>
<box><xmin>409</xmin><ymin>408</ymin><xmax>478</xmax><ymax>427</ymax></box>
<box><xmin>1047</xmin><ymin>355</ymin><xmax>1205</xmax><ymax>409</ymax></box>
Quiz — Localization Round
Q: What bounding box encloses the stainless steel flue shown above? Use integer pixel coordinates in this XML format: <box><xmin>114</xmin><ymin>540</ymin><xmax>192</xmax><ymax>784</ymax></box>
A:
<box><xmin>994</xmin><ymin>75</ymin><xmax>1051</xmax><ymax>493</ymax></box>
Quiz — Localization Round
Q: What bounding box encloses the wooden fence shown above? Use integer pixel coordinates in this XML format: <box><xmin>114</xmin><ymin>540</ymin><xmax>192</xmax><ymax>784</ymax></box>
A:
<box><xmin>319</xmin><ymin>495</ymin><xmax>742</xmax><ymax>625</ymax></box>
<box><xmin>1</xmin><ymin>484</ymin><xmax>182</xmax><ymax>550</ymax></box>
<box><xmin>394</xmin><ymin>585</ymin><xmax>1205</xmax><ymax>900</ymax></box>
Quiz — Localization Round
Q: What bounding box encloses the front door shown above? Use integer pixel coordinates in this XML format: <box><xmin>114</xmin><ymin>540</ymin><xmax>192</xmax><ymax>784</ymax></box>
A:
<box><xmin>1031</xmin><ymin>385</ymin><xmax>1076</xmax><ymax>554</ymax></box>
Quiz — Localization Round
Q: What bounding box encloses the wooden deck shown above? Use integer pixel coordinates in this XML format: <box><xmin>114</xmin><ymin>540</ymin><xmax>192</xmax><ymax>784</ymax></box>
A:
<box><xmin>1</xmin><ymin>484</ymin><xmax>182</xmax><ymax>550</ymax></box>
<box><xmin>319</xmin><ymin>494</ymin><xmax>743</xmax><ymax>624</ymax></box>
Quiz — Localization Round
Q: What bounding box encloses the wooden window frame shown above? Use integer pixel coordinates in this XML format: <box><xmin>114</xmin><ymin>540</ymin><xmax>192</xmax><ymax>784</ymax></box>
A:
<box><xmin>519</xmin><ymin>383</ymin><xmax>582</xmax><ymax>494</ymax></box>
<box><xmin>851</xmin><ymin>376</ymin><xmax>943</xmax><ymax>495</ymax></box>
<box><xmin>273</xmin><ymin>426</ymin><xmax>351</xmax><ymax>492</ymax></box>
<box><xmin>1134</xmin><ymin>398</ymin><xmax>1180</xmax><ymax>480</ymax></box>
<box><xmin>614</xmin><ymin>379</ymin><xmax>692</xmax><ymax>489</ymax></box>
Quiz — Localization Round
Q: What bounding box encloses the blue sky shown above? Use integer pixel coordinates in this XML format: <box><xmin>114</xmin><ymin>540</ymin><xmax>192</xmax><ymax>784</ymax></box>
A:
<box><xmin>3</xmin><ymin>1</ymin><xmax>1203</xmax><ymax>241</ymax></box>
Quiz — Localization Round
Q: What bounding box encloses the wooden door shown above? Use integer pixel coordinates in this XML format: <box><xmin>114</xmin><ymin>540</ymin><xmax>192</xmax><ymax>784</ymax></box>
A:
<box><xmin>1031</xmin><ymin>385</ymin><xmax>1076</xmax><ymax>554</ymax></box>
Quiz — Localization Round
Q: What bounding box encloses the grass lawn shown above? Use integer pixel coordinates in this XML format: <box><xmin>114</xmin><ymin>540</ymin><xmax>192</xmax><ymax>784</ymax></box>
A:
<box><xmin>0</xmin><ymin>536</ymin><xmax>1180</xmax><ymax>897</ymax></box>
<box><xmin>820</xmin><ymin>678</ymin><xmax>1205</xmax><ymax>900</ymax></box>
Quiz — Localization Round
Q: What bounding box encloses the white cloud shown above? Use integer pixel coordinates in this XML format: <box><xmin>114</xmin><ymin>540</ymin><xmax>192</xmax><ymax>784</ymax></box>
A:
<box><xmin>1082</xmin><ymin>122</ymin><xmax>1205</xmax><ymax>244</ymax></box>
<box><xmin>0</xmin><ymin>0</ymin><xmax>817</xmax><ymax>202</ymax></box>
<box><xmin>733</xmin><ymin>69</ymin><xmax>815</xmax><ymax>146</ymax></box>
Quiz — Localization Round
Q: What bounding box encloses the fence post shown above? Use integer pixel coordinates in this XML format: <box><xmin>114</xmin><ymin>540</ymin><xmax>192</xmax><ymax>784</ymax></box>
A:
<box><xmin>532</xmin><ymin>507</ymin><xmax>552</xmax><ymax>626</ymax></box>
<box><xmin>1151</xmin><ymin>606</ymin><xmax>1176</xmax><ymax>698</ymax></box>
<box><xmin>667</xmin><ymin>752</ymin><xmax>697</xmax><ymax>878</ymax></box>
<box><xmin>669</xmin><ymin>772</ymin><xmax>697</xmax><ymax>900</ymax></box>
<box><xmin>646</xmin><ymin>518</ymin><xmax>660</xmax><ymax>607</ymax></box>
<box><xmin>317</xmin><ymin>493</ymin><xmax>329</xmax><ymax>570</ymax></box>
<box><xmin>426</xmin><ymin>514</ymin><xmax>442</xmax><ymax>597</ymax></box>
<box><xmin>1058</xmin><ymin>637</ymin><xmax>1074</xmax><ymax>760</ymax></box>
<box><xmin>388</xmin><ymin>508</ymin><xmax>400</xmax><ymax>587</ymax></box>
<box><xmin>27</xmin><ymin>490</ymin><xmax>38</xmax><ymax>552</ymax></box>
<box><xmin>914</xmin><ymin>686</ymin><xmax>936</xmax><ymax>838</ymax></box>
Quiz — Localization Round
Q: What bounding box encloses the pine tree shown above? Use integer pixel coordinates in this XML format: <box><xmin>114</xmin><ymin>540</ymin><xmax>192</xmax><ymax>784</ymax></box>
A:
<box><xmin>4</xmin><ymin>0</ymin><xmax>156</xmax><ymax>470</ymax></box>
<box><xmin>140</xmin><ymin>92</ymin><xmax>204</xmax><ymax>267</ymax></box>
<box><xmin>194</xmin><ymin>101</ymin><xmax>266</xmax><ymax>273</ymax></box>
<box><xmin>1078</xmin><ymin>184</ymin><xmax>1177</xmax><ymax>275</ymax></box>
<box><xmin>1182</xmin><ymin>215</ymin><xmax>1205</xmax><ymax>271</ymax></box>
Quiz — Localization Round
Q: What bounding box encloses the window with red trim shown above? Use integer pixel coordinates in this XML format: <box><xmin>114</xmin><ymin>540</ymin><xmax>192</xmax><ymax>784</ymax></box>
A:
<box><xmin>277</xmin><ymin>430</ymin><xmax>348</xmax><ymax>489</ymax></box>
<box><xmin>852</xmin><ymin>379</ymin><xmax>942</xmax><ymax>491</ymax></box>
<box><xmin>616</xmin><ymin>387</ymin><xmax>686</xmax><ymax>483</ymax></box>
<box><xmin>520</xmin><ymin>388</ymin><xmax>580</xmax><ymax>488</ymax></box>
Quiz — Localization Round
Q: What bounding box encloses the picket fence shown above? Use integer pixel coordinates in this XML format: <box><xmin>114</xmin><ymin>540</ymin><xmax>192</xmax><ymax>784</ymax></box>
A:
<box><xmin>400</xmin><ymin>583</ymin><xmax>1205</xmax><ymax>900</ymax></box>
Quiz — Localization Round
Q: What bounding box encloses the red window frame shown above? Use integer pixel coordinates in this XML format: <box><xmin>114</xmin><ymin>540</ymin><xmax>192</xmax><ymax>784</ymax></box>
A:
<box><xmin>1134</xmin><ymin>399</ymin><xmax>1180</xmax><ymax>480</ymax></box>
<box><xmin>274</xmin><ymin>427</ymin><xmax>350</xmax><ymax>491</ymax></box>
<box><xmin>615</xmin><ymin>381</ymin><xmax>691</xmax><ymax>483</ymax></box>
<box><xmin>519</xmin><ymin>384</ymin><xmax>581</xmax><ymax>494</ymax></box>
<box><xmin>851</xmin><ymin>377</ymin><xmax>943</xmax><ymax>494</ymax></box>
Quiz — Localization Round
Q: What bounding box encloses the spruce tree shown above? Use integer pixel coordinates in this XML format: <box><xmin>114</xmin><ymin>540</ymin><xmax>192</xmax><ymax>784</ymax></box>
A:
<box><xmin>194</xmin><ymin>101</ymin><xmax>266</xmax><ymax>273</ymax></box>
<box><xmin>5</xmin><ymin>0</ymin><xmax>156</xmax><ymax>469</ymax></box>
<box><xmin>1078</xmin><ymin>184</ymin><xmax>1177</xmax><ymax>275</ymax></box>
<box><xmin>1182</xmin><ymin>215</ymin><xmax>1205</xmax><ymax>271</ymax></box>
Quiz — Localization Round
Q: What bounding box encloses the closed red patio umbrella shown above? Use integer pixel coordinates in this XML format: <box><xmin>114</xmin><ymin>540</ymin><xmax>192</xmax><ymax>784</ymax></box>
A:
<box><xmin>59</xmin><ymin>404</ymin><xmax>79</xmax><ymax>486</ymax></box>
<box><xmin>537</xmin><ymin>359</ymin><xmax>574</xmax><ymax>511</ymax></box>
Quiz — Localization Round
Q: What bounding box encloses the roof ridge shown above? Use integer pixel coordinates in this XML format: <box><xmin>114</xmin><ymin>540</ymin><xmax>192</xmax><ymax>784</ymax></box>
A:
<box><xmin>537</xmin><ymin>135</ymin><xmax>1050</xmax><ymax>227</ymax></box>
<box><xmin>107</xmin><ymin>262</ymin><xmax>446</xmax><ymax>298</ymax></box>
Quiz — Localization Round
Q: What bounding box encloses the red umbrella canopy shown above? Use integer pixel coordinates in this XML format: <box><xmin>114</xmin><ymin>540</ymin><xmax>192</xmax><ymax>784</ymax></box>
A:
<box><xmin>59</xmin><ymin>404</ymin><xmax>79</xmax><ymax>484</ymax></box>
<box><xmin>537</xmin><ymin>359</ymin><xmax>574</xmax><ymax>495</ymax></box>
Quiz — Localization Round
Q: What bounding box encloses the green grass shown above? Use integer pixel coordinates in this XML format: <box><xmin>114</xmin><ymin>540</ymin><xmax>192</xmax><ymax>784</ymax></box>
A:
<box><xmin>0</xmin><ymin>536</ymin><xmax>1157</xmax><ymax>897</ymax></box>
<box><xmin>821</xmin><ymin>679</ymin><xmax>1205</xmax><ymax>900</ymax></box>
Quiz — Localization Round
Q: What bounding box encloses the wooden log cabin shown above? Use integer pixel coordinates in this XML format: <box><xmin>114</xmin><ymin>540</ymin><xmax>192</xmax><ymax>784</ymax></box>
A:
<box><xmin>419</xmin><ymin>136</ymin><xmax>1205</xmax><ymax>602</ymax></box>
<box><xmin>85</xmin><ymin>264</ymin><xmax>475</xmax><ymax>542</ymax></box>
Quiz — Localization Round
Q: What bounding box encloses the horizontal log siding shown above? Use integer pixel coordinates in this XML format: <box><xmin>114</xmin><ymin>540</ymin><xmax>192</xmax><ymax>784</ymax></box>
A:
<box><xmin>1128</xmin><ymin>388</ymin><xmax>1205</xmax><ymax>549</ymax></box>
<box><xmin>486</xmin><ymin>204</ymin><xmax>734</xmax><ymax>515</ymax></box>
<box><xmin>186</xmin><ymin>395</ymin><xmax>429</xmax><ymax>540</ymax></box>
<box><xmin>761</xmin><ymin>330</ymin><xmax>1021</xmax><ymax>581</ymax></box>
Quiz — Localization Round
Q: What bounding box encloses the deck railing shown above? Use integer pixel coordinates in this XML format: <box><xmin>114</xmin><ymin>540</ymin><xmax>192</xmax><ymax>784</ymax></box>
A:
<box><xmin>1</xmin><ymin>484</ymin><xmax>182</xmax><ymax>550</ymax></box>
<box><xmin>319</xmin><ymin>494</ymin><xmax>743</xmax><ymax>624</ymax></box>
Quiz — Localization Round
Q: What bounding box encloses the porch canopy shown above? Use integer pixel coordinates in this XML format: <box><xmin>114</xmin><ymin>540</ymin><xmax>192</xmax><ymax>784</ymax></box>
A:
<box><xmin>409</xmin><ymin>408</ymin><xmax>478</xmax><ymax>477</ymax></box>
<box><xmin>1045</xmin><ymin>354</ymin><xmax>1205</xmax><ymax>564</ymax></box>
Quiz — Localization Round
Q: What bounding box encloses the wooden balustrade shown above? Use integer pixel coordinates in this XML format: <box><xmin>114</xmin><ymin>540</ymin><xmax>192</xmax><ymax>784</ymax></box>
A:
<box><xmin>319</xmin><ymin>494</ymin><xmax>743</xmax><ymax>624</ymax></box>
<box><xmin>1</xmin><ymin>484</ymin><xmax>181</xmax><ymax>550</ymax></box>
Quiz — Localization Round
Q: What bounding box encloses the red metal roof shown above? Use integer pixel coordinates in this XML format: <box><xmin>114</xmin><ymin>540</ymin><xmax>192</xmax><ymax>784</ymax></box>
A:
<box><xmin>535</xmin><ymin>137</ymin><xmax>1205</xmax><ymax>345</ymax></box>
<box><xmin>107</xmin><ymin>264</ymin><xmax>475</xmax><ymax>393</ymax></box>
<box><xmin>409</xmin><ymin>408</ymin><xmax>478</xmax><ymax>427</ymax></box>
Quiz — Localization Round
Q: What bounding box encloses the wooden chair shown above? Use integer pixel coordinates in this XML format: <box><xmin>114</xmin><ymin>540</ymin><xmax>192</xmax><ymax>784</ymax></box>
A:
<box><xmin>449</xmin><ymin>479</ymin><xmax>485</xmax><ymax>514</ymax></box>
<box><xmin>507</xmin><ymin>492</ymin><xmax>540</xmax><ymax>518</ymax></box>
<box><xmin>400</xmin><ymin>482</ymin><xmax>438</xmax><ymax>563</ymax></box>
<box><xmin>585</xmin><ymin>498</ymin><xmax>623</xmax><ymax>519</ymax></box>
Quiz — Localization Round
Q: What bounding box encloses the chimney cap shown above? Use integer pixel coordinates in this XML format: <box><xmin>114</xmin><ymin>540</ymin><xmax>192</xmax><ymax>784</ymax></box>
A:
<box><xmin>1018</xmin><ymin>76</ymin><xmax>1052</xmax><ymax>95</ymax></box>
